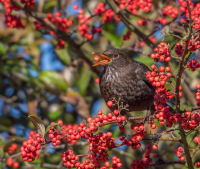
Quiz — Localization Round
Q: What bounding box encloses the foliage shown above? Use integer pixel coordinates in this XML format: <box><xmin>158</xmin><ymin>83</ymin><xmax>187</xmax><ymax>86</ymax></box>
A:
<box><xmin>0</xmin><ymin>0</ymin><xmax>200</xmax><ymax>169</ymax></box>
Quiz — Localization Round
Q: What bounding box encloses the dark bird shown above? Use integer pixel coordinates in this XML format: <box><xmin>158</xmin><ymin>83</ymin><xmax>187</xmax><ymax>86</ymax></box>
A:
<box><xmin>92</xmin><ymin>48</ymin><xmax>156</xmax><ymax>120</ymax></box>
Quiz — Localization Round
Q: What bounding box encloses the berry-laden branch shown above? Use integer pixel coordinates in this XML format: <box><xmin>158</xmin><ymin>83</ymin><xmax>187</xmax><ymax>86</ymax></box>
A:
<box><xmin>1</xmin><ymin>0</ymin><xmax>200</xmax><ymax>169</ymax></box>
<box><xmin>105</xmin><ymin>0</ymin><xmax>156</xmax><ymax>49</ymax></box>
<box><xmin>175</xmin><ymin>0</ymin><xmax>194</xmax><ymax>168</ymax></box>
<box><xmin>9</xmin><ymin>0</ymin><xmax>100</xmax><ymax>75</ymax></box>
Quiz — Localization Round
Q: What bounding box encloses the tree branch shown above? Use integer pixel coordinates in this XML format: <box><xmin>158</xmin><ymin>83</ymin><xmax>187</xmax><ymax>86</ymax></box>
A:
<box><xmin>105</xmin><ymin>0</ymin><xmax>156</xmax><ymax>49</ymax></box>
<box><xmin>10</xmin><ymin>0</ymin><xmax>100</xmax><ymax>75</ymax></box>
<box><xmin>150</xmin><ymin>161</ymin><xmax>185</xmax><ymax>167</ymax></box>
<box><xmin>175</xmin><ymin>1</ymin><xmax>194</xmax><ymax>168</ymax></box>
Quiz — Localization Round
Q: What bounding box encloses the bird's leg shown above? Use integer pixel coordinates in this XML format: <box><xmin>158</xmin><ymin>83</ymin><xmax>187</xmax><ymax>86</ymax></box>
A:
<box><xmin>143</xmin><ymin>108</ymin><xmax>151</xmax><ymax>124</ymax></box>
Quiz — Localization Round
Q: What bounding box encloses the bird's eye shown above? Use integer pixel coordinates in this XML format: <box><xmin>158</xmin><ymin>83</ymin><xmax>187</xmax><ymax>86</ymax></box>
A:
<box><xmin>113</xmin><ymin>53</ymin><xmax>119</xmax><ymax>58</ymax></box>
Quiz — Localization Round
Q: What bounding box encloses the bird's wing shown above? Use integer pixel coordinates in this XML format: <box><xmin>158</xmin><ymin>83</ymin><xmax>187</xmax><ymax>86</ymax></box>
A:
<box><xmin>127</xmin><ymin>60</ymin><xmax>153</xmax><ymax>87</ymax></box>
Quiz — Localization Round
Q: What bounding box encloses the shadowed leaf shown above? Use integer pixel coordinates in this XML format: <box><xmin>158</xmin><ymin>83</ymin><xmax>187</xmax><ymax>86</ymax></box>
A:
<box><xmin>3</xmin><ymin>139</ymin><xmax>15</xmax><ymax>152</ymax></box>
<box><xmin>38</xmin><ymin>71</ymin><xmax>68</xmax><ymax>93</ymax></box>
<box><xmin>55</xmin><ymin>49</ymin><xmax>71</xmax><ymax>66</ymax></box>
<box><xmin>28</xmin><ymin>115</ymin><xmax>45</xmax><ymax>138</ymax></box>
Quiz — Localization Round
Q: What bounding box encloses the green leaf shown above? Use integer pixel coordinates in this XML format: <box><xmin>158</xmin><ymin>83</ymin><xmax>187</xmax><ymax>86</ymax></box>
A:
<box><xmin>28</xmin><ymin>115</ymin><xmax>45</xmax><ymax>138</ymax></box>
<box><xmin>135</xmin><ymin>56</ymin><xmax>153</xmax><ymax>68</ymax></box>
<box><xmin>44</xmin><ymin>123</ymin><xmax>58</xmax><ymax>138</ymax></box>
<box><xmin>3</xmin><ymin>139</ymin><xmax>15</xmax><ymax>152</ymax></box>
<box><xmin>103</xmin><ymin>30</ymin><xmax>123</xmax><ymax>48</ymax></box>
<box><xmin>77</xmin><ymin>67</ymin><xmax>91</xmax><ymax>96</ymax></box>
<box><xmin>0</xmin><ymin>42</ymin><xmax>6</xmax><ymax>55</ymax></box>
<box><xmin>43</xmin><ymin>0</ymin><xmax>57</xmax><ymax>13</ymax></box>
<box><xmin>38</xmin><ymin>71</ymin><xmax>68</xmax><ymax>93</ymax></box>
<box><xmin>55</xmin><ymin>49</ymin><xmax>71</xmax><ymax>66</ymax></box>
<box><xmin>48</xmin><ymin>110</ymin><xmax>61</xmax><ymax>120</ymax></box>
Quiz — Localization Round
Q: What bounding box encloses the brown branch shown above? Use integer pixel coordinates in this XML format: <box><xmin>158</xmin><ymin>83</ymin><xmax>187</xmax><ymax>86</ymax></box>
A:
<box><xmin>175</xmin><ymin>0</ymin><xmax>193</xmax><ymax>168</ymax></box>
<box><xmin>182</xmin><ymin>83</ymin><xmax>197</xmax><ymax>107</ymax></box>
<box><xmin>150</xmin><ymin>161</ymin><xmax>185</xmax><ymax>167</ymax></box>
<box><xmin>181</xmin><ymin>107</ymin><xmax>200</xmax><ymax>113</ymax></box>
<box><xmin>99</xmin><ymin>115</ymin><xmax>153</xmax><ymax>127</ymax></box>
<box><xmin>143</xmin><ymin>137</ymin><xmax>181</xmax><ymax>142</ymax></box>
<box><xmin>105</xmin><ymin>0</ymin><xmax>156</xmax><ymax>49</ymax></box>
<box><xmin>10</xmin><ymin>0</ymin><xmax>100</xmax><ymax>75</ymax></box>
<box><xmin>1</xmin><ymin>152</ymin><xmax>21</xmax><ymax>162</ymax></box>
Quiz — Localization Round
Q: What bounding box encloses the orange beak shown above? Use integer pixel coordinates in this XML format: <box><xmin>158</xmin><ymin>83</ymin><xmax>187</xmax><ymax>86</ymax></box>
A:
<box><xmin>92</xmin><ymin>52</ymin><xmax>112</xmax><ymax>66</ymax></box>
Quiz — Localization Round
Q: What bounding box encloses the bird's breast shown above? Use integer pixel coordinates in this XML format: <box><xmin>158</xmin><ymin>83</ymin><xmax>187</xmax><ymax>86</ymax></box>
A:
<box><xmin>99</xmin><ymin>69</ymin><xmax>155</xmax><ymax>111</ymax></box>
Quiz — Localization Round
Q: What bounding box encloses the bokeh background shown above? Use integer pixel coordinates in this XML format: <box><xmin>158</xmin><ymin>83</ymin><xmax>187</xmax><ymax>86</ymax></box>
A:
<box><xmin>0</xmin><ymin>0</ymin><xmax>200</xmax><ymax>168</ymax></box>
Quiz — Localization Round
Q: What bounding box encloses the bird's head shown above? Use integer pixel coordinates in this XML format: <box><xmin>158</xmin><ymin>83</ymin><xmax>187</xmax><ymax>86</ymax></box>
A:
<box><xmin>92</xmin><ymin>48</ymin><xmax>131</xmax><ymax>69</ymax></box>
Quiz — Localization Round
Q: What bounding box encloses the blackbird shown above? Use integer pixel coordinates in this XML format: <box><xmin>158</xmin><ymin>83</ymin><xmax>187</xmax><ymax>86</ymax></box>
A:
<box><xmin>92</xmin><ymin>48</ymin><xmax>156</xmax><ymax>119</ymax></box>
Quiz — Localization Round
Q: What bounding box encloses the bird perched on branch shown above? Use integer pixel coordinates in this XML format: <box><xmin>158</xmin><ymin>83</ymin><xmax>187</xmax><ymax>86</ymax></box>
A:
<box><xmin>92</xmin><ymin>48</ymin><xmax>156</xmax><ymax>120</ymax></box>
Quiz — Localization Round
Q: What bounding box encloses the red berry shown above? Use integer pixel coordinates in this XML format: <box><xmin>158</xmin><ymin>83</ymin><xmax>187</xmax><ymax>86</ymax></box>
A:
<box><xmin>95</xmin><ymin>77</ymin><xmax>99</xmax><ymax>84</ymax></box>
<box><xmin>12</xmin><ymin>162</ymin><xmax>19</xmax><ymax>168</ymax></box>
<box><xmin>153</xmin><ymin>153</ymin><xmax>157</xmax><ymax>158</ymax></box>
<box><xmin>94</xmin><ymin>56</ymin><xmax>99</xmax><ymax>62</ymax></box>
<box><xmin>105</xmin><ymin>162</ymin><xmax>110</xmax><ymax>167</ymax></box>
<box><xmin>194</xmin><ymin>137</ymin><xmax>199</xmax><ymax>143</ymax></box>
<box><xmin>197</xmin><ymin>84</ymin><xmax>200</xmax><ymax>89</ymax></box>
<box><xmin>137</xmin><ymin>19</ymin><xmax>143</xmax><ymax>26</ymax></box>
<box><xmin>73</xmin><ymin>4</ymin><xmax>79</xmax><ymax>9</ymax></box>
<box><xmin>57</xmin><ymin>120</ymin><xmax>63</xmax><ymax>125</ymax></box>
<box><xmin>152</xmin><ymin>144</ymin><xmax>158</xmax><ymax>149</ymax></box>
<box><xmin>151</xmin><ymin>124</ymin><xmax>156</xmax><ymax>129</ymax></box>
<box><xmin>107</xmin><ymin>101</ymin><xmax>113</xmax><ymax>107</ymax></box>
<box><xmin>7</xmin><ymin>158</ymin><xmax>12</xmax><ymax>167</ymax></box>
<box><xmin>165</xmin><ymin>67</ymin><xmax>170</xmax><ymax>72</ymax></box>
<box><xmin>159</xmin><ymin>66</ymin><xmax>165</xmax><ymax>72</ymax></box>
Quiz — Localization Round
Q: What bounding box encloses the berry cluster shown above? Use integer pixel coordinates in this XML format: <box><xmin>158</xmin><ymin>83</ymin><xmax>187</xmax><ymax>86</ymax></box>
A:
<box><xmin>61</xmin><ymin>149</ymin><xmax>79</xmax><ymax>168</ymax></box>
<box><xmin>4</xmin><ymin>13</ymin><xmax>25</xmax><ymax>28</ymax></box>
<box><xmin>109</xmin><ymin>156</ymin><xmax>122</xmax><ymax>168</ymax></box>
<box><xmin>122</xmin><ymin>31</ymin><xmax>131</xmax><ymax>40</ymax></box>
<box><xmin>117</xmin><ymin>0</ymin><xmax>152</xmax><ymax>14</ymax></box>
<box><xmin>181</xmin><ymin>111</ymin><xmax>200</xmax><ymax>130</ymax></box>
<box><xmin>175</xmin><ymin>42</ymin><xmax>184</xmax><ymax>56</ymax></box>
<box><xmin>120</xmin><ymin>123</ymin><xmax>146</xmax><ymax>149</ymax></box>
<box><xmin>146</xmin><ymin>64</ymin><xmax>172</xmax><ymax>88</ymax></box>
<box><xmin>61</xmin><ymin>132</ymin><xmax>122</xmax><ymax>168</ymax></box>
<box><xmin>151</xmin><ymin>42</ymin><xmax>171</xmax><ymax>62</ymax></box>
<box><xmin>191</xmin><ymin>3</ymin><xmax>200</xmax><ymax>29</ymax></box>
<box><xmin>48</xmin><ymin>121</ymin><xmax>63</xmax><ymax>146</ymax></box>
<box><xmin>35</xmin><ymin>12</ymin><xmax>74</xmax><ymax>49</ymax></box>
<box><xmin>130</xmin><ymin>145</ymin><xmax>152</xmax><ymax>169</ymax></box>
<box><xmin>49</xmin><ymin>121</ymin><xmax>80</xmax><ymax>145</ymax></box>
<box><xmin>179</xmin><ymin>0</ymin><xmax>194</xmax><ymax>15</ymax></box>
<box><xmin>196</xmin><ymin>84</ymin><xmax>200</xmax><ymax>107</ymax></box>
<box><xmin>174</xmin><ymin>147</ymin><xmax>185</xmax><ymax>161</ymax></box>
<box><xmin>6</xmin><ymin>158</ymin><xmax>19</xmax><ymax>168</ymax></box>
<box><xmin>157</xmin><ymin>17</ymin><xmax>168</xmax><ymax>25</ymax></box>
<box><xmin>183</xmin><ymin>40</ymin><xmax>200</xmax><ymax>51</ymax></box>
<box><xmin>186</xmin><ymin>59</ymin><xmax>200</xmax><ymax>71</ymax></box>
<box><xmin>8</xmin><ymin>143</ymin><xmax>18</xmax><ymax>154</ymax></box>
<box><xmin>1</xmin><ymin>0</ymin><xmax>35</xmax><ymax>28</ymax></box>
<box><xmin>20</xmin><ymin>131</ymin><xmax>43</xmax><ymax>162</ymax></box>
<box><xmin>163</xmin><ymin>5</ymin><xmax>179</xmax><ymax>18</ymax></box>
<box><xmin>94</xmin><ymin>2</ymin><xmax>106</xmax><ymax>14</ymax></box>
